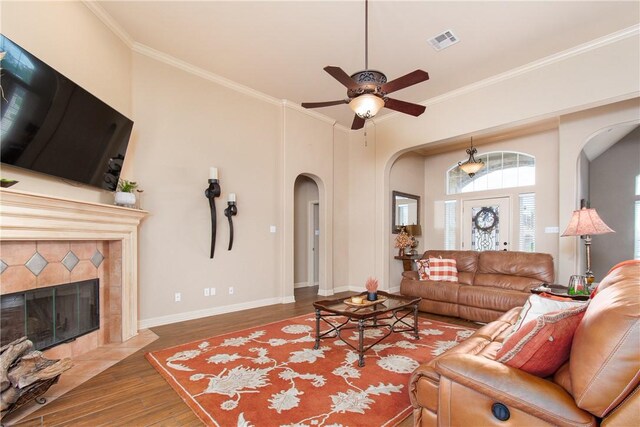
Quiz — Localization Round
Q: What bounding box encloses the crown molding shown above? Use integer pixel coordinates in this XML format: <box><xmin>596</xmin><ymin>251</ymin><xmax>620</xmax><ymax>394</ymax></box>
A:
<box><xmin>282</xmin><ymin>100</ymin><xmax>349</xmax><ymax>132</ymax></box>
<box><xmin>376</xmin><ymin>24</ymin><xmax>640</xmax><ymax>125</ymax></box>
<box><xmin>132</xmin><ymin>43</ymin><xmax>282</xmax><ymax>107</ymax></box>
<box><xmin>82</xmin><ymin>0</ymin><xmax>133</xmax><ymax>48</ymax></box>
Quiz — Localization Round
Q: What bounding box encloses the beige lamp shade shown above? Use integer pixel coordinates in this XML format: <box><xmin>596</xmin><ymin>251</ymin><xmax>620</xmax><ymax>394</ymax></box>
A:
<box><xmin>349</xmin><ymin>94</ymin><xmax>384</xmax><ymax>119</ymax></box>
<box><xmin>459</xmin><ymin>161</ymin><xmax>484</xmax><ymax>176</ymax></box>
<box><xmin>405</xmin><ymin>224</ymin><xmax>422</xmax><ymax>236</ymax></box>
<box><xmin>561</xmin><ymin>208</ymin><xmax>615</xmax><ymax>236</ymax></box>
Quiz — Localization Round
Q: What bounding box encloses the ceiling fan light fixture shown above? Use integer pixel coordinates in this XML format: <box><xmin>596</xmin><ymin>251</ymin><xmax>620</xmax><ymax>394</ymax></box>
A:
<box><xmin>350</xmin><ymin>94</ymin><xmax>385</xmax><ymax>119</ymax></box>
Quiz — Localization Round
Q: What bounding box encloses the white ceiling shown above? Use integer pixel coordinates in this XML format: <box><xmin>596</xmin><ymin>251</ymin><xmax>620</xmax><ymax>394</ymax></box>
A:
<box><xmin>96</xmin><ymin>1</ymin><xmax>640</xmax><ymax>129</ymax></box>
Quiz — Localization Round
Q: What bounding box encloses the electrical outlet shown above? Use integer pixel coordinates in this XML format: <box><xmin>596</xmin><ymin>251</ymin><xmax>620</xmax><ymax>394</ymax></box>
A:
<box><xmin>210</xmin><ymin>287</ymin><xmax>216</xmax><ymax>296</ymax></box>
<box><xmin>228</xmin><ymin>286</ymin><xmax>234</xmax><ymax>295</ymax></box>
<box><xmin>204</xmin><ymin>288</ymin><xmax>210</xmax><ymax>297</ymax></box>
<box><xmin>174</xmin><ymin>292</ymin><xmax>181</xmax><ymax>302</ymax></box>
<box><xmin>270</xmin><ymin>225</ymin><xmax>277</xmax><ymax>233</ymax></box>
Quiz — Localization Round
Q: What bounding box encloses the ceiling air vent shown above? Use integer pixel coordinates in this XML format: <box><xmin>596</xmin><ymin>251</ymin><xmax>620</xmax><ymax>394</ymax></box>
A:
<box><xmin>428</xmin><ymin>30</ymin><xmax>459</xmax><ymax>51</ymax></box>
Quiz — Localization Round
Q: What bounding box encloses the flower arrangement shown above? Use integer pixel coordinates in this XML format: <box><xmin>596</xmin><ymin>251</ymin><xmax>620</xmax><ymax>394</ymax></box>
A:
<box><xmin>394</xmin><ymin>230</ymin><xmax>412</xmax><ymax>249</ymax></box>
<box><xmin>365</xmin><ymin>277</ymin><xmax>378</xmax><ymax>293</ymax></box>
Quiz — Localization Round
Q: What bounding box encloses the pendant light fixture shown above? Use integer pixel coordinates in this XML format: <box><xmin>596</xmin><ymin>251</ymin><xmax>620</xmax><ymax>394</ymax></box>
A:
<box><xmin>458</xmin><ymin>137</ymin><xmax>484</xmax><ymax>177</ymax></box>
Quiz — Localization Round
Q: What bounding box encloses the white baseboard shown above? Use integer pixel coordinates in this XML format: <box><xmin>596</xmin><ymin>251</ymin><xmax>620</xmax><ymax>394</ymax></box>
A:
<box><xmin>316</xmin><ymin>288</ymin><xmax>334</xmax><ymax>297</ymax></box>
<box><xmin>138</xmin><ymin>296</ymin><xmax>286</xmax><ymax>329</ymax></box>
<box><xmin>333</xmin><ymin>285</ymin><xmax>363</xmax><ymax>293</ymax></box>
<box><xmin>388</xmin><ymin>286</ymin><xmax>401</xmax><ymax>294</ymax></box>
<box><xmin>294</xmin><ymin>282</ymin><xmax>318</xmax><ymax>289</ymax></box>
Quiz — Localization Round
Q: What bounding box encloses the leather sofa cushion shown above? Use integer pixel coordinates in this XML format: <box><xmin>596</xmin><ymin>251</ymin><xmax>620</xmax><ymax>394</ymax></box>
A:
<box><xmin>422</xmin><ymin>250</ymin><xmax>478</xmax><ymax>273</ymax></box>
<box><xmin>569</xmin><ymin>261</ymin><xmax>640</xmax><ymax>418</ymax></box>
<box><xmin>477</xmin><ymin>251</ymin><xmax>554</xmax><ymax>283</ymax></box>
<box><xmin>400</xmin><ymin>280</ymin><xmax>459</xmax><ymax>303</ymax></box>
<box><xmin>459</xmin><ymin>285</ymin><xmax>531</xmax><ymax>312</ymax></box>
<box><xmin>474</xmin><ymin>273</ymin><xmax>542</xmax><ymax>292</ymax></box>
<box><xmin>418</xmin><ymin>299</ymin><xmax>459</xmax><ymax>318</ymax></box>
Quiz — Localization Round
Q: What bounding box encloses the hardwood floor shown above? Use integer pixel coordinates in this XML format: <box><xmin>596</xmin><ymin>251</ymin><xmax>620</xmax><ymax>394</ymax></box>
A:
<box><xmin>13</xmin><ymin>287</ymin><xmax>477</xmax><ymax>426</ymax></box>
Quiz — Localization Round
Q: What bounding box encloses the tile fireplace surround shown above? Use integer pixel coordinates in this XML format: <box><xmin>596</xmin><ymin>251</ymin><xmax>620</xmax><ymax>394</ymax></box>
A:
<box><xmin>0</xmin><ymin>188</ymin><xmax>148</xmax><ymax>353</ymax></box>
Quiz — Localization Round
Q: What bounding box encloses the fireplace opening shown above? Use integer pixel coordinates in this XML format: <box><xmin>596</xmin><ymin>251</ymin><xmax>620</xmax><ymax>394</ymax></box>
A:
<box><xmin>0</xmin><ymin>279</ymin><xmax>99</xmax><ymax>350</ymax></box>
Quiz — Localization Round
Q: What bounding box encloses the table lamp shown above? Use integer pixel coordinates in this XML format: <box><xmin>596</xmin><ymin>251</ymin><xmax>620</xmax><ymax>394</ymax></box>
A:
<box><xmin>561</xmin><ymin>207</ymin><xmax>614</xmax><ymax>284</ymax></box>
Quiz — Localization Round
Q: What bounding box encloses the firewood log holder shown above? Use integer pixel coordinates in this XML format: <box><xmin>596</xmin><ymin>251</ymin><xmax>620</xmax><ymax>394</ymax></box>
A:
<box><xmin>0</xmin><ymin>374</ymin><xmax>60</xmax><ymax>426</ymax></box>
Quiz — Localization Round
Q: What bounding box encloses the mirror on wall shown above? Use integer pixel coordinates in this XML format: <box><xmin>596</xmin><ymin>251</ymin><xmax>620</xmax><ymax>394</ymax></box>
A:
<box><xmin>392</xmin><ymin>191</ymin><xmax>420</xmax><ymax>234</ymax></box>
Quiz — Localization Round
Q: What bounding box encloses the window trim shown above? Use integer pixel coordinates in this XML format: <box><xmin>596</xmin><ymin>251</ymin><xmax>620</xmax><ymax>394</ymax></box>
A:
<box><xmin>446</xmin><ymin>151</ymin><xmax>536</xmax><ymax>195</ymax></box>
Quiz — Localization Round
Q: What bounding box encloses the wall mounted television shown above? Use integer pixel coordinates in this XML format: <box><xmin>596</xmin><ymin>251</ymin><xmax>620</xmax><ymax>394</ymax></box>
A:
<box><xmin>0</xmin><ymin>34</ymin><xmax>133</xmax><ymax>191</ymax></box>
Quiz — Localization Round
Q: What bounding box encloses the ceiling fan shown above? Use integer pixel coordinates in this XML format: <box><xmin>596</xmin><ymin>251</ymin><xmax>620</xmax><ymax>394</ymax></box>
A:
<box><xmin>301</xmin><ymin>0</ymin><xmax>429</xmax><ymax>130</ymax></box>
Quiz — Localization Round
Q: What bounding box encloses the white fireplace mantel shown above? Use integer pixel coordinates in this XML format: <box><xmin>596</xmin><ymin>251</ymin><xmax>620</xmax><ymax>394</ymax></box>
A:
<box><xmin>0</xmin><ymin>188</ymin><xmax>147</xmax><ymax>341</ymax></box>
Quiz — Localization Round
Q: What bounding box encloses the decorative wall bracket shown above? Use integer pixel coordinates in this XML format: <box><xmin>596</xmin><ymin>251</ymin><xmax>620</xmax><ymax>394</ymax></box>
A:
<box><xmin>204</xmin><ymin>178</ymin><xmax>221</xmax><ymax>258</ymax></box>
<box><xmin>224</xmin><ymin>198</ymin><xmax>237</xmax><ymax>250</ymax></box>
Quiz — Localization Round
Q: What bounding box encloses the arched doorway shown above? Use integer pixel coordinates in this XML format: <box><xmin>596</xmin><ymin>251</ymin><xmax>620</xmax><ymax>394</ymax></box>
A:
<box><xmin>293</xmin><ymin>175</ymin><xmax>320</xmax><ymax>298</ymax></box>
<box><xmin>577</xmin><ymin>122</ymin><xmax>639</xmax><ymax>279</ymax></box>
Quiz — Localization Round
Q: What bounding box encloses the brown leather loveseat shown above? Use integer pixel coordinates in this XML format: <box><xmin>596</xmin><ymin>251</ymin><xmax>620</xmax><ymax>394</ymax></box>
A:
<box><xmin>400</xmin><ymin>250</ymin><xmax>554</xmax><ymax>323</ymax></box>
<box><xmin>409</xmin><ymin>260</ymin><xmax>640</xmax><ymax>426</ymax></box>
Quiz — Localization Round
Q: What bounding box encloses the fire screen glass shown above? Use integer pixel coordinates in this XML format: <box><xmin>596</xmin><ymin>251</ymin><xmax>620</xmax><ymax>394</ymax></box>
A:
<box><xmin>0</xmin><ymin>279</ymin><xmax>99</xmax><ymax>350</ymax></box>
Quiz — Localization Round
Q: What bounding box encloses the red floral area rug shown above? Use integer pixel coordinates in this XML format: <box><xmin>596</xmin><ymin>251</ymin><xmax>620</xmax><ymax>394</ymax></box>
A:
<box><xmin>146</xmin><ymin>314</ymin><xmax>474</xmax><ymax>427</ymax></box>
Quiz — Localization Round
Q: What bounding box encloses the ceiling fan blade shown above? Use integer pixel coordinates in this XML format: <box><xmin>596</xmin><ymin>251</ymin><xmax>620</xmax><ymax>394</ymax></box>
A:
<box><xmin>351</xmin><ymin>114</ymin><xmax>365</xmax><ymax>130</ymax></box>
<box><xmin>381</xmin><ymin>70</ymin><xmax>429</xmax><ymax>94</ymax></box>
<box><xmin>301</xmin><ymin>100</ymin><xmax>348</xmax><ymax>109</ymax></box>
<box><xmin>324</xmin><ymin>66</ymin><xmax>359</xmax><ymax>90</ymax></box>
<box><xmin>384</xmin><ymin>98</ymin><xmax>426</xmax><ymax>117</ymax></box>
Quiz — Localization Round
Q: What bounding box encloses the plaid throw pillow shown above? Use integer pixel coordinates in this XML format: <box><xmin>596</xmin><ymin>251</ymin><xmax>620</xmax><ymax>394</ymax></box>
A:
<box><xmin>428</xmin><ymin>257</ymin><xmax>458</xmax><ymax>282</ymax></box>
<box><xmin>415</xmin><ymin>259</ymin><xmax>430</xmax><ymax>280</ymax></box>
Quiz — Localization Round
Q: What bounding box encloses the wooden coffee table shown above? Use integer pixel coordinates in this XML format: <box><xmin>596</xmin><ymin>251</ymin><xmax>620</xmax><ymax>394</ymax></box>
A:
<box><xmin>312</xmin><ymin>291</ymin><xmax>421</xmax><ymax>367</ymax></box>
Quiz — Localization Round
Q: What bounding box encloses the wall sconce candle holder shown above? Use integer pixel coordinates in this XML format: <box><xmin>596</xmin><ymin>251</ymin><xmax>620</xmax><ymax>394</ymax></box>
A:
<box><xmin>224</xmin><ymin>194</ymin><xmax>238</xmax><ymax>250</ymax></box>
<box><xmin>204</xmin><ymin>177</ymin><xmax>221</xmax><ymax>258</ymax></box>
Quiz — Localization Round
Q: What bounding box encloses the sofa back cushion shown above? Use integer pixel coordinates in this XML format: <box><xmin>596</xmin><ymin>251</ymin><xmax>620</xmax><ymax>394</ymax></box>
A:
<box><xmin>569</xmin><ymin>260</ymin><xmax>640</xmax><ymax>418</ymax></box>
<box><xmin>475</xmin><ymin>251</ymin><xmax>554</xmax><ymax>289</ymax></box>
<box><xmin>422</xmin><ymin>250</ymin><xmax>478</xmax><ymax>285</ymax></box>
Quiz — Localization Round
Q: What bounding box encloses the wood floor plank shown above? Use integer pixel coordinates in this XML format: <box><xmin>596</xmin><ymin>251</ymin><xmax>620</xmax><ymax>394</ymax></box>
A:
<box><xmin>9</xmin><ymin>286</ymin><xmax>477</xmax><ymax>426</ymax></box>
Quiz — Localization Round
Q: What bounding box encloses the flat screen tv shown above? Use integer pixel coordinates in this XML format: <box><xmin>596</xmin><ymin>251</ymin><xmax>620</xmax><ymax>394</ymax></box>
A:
<box><xmin>0</xmin><ymin>34</ymin><xmax>133</xmax><ymax>191</ymax></box>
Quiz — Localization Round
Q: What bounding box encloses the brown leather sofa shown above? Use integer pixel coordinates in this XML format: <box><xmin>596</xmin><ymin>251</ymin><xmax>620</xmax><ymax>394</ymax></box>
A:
<box><xmin>409</xmin><ymin>260</ymin><xmax>640</xmax><ymax>427</ymax></box>
<box><xmin>400</xmin><ymin>250</ymin><xmax>554</xmax><ymax>323</ymax></box>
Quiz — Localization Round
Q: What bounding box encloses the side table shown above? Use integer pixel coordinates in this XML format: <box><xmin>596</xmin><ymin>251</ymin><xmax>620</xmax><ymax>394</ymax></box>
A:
<box><xmin>531</xmin><ymin>284</ymin><xmax>590</xmax><ymax>301</ymax></box>
<box><xmin>394</xmin><ymin>254</ymin><xmax>421</xmax><ymax>272</ymax></box>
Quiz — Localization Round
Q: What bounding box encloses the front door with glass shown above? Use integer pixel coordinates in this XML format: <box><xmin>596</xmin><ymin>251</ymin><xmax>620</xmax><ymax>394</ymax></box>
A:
<box><xmin>462</xmin><ymin>197</ymin><xmax>511</xmax><ymax>251</ymax></box>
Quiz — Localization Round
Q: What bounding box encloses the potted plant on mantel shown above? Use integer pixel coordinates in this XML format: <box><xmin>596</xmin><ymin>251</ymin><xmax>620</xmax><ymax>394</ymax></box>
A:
<box><xmin>114</xmin><ymin>179</ymin><xmax>138</xmax><ymax>208</ymax></box>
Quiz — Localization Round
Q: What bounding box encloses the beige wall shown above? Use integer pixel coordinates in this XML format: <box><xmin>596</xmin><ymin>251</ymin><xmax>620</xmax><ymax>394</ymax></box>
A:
<box><xmin>362</xmin><ymin>33</ymin><xmax>639</xmax><ymax>288</ymax></box>
<box><xmin>589</xmin><ymin>127</ymin><xmax>640</xmax><ymax>279</ymax></box>
<box><xmin>131</xmin><ymin>52</ymin><xmax>286</xmax><ymax>323</ymax></box>
<box><xmin>293</xmin><ymin>176</ymin><xmax>319</xmax><ymax>285</ymax></box>
<box><xmin>0</xmin><ymin>1</ymin><xmax>132</xmax><ymax>204</ymax></box>
<box><xmin>2</xmin><ymin>2</ymin><xmax>639</xmax><ymax>328</ymax></box>
<box><xmin>348</xmin><ymin>129</ymin><xmax>377</xmax><ymax>290</ymax></box>
<box><xmin>388</xmin><ymin>153</ymin><xmax>425</xmax><ymax>290</ymax></box>
<box><xmin>557</xmin><ymin>98</ymin><xmax>640</xmax><ymax>281</ymax></box>
<box><xmin>422</xmin><ymin>129</ymin><xmax>560</xmax><ymax>276</ymax></box>
<box><xmin>332</xmin><ymin>130</ymin><xmax>350</xmax><ymax>291</ymax></box>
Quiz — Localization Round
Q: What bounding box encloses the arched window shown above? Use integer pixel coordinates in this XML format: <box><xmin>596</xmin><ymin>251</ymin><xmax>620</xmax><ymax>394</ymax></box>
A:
<box><xmin>447</xmin><ymin>151</ymin><xmax>535</xmax><ymax>195</ymax></box>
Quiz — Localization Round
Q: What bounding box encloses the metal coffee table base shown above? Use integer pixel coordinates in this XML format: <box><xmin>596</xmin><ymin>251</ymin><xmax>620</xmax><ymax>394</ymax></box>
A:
<box><xmin>314</xmin><ymin>305</ymin><xmax>419</xmax><ymax>367</ymax></box>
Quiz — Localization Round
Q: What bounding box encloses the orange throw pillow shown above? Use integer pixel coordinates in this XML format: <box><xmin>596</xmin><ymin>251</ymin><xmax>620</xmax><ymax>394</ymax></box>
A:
<box><xmin>427</xmin><ymin>257</ymin><xmax>458</xmax><ymax>282</ymax></box>
<box><xmin>496</xmin><ymin>303</ymin><xmax>588</xmax><ymax>377</ymax></box>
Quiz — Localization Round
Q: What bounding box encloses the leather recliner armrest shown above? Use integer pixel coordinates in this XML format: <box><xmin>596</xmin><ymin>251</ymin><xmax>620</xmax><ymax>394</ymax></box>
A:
<box><xmin>402</xmin><ymin>270</ymin><xmax>419</xmax><ymax>280</ymax></box>
<box><xmin>434</xmin><ymin>354</ymin><xmax>595</xmax><ymax>426</ymax></box>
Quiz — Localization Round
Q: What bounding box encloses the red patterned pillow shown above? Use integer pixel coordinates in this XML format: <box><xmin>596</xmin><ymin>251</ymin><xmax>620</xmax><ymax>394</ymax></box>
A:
<box><xmin>496</xmin><ymin>303</ymin><xmax>588</xmax><ymax>377</ymax></box>
<box><xmin>415</xmin><ymin>259</ymin><xmax>430</xmax><ymax>280</ymax></box>
<box><xmin>427</xmin><ymin>257</ymin><xmax>458</xmax><ymax>282</ymax></box>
